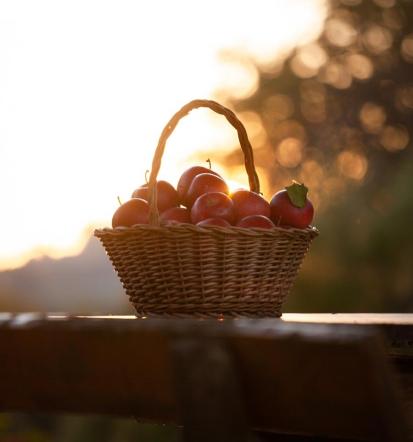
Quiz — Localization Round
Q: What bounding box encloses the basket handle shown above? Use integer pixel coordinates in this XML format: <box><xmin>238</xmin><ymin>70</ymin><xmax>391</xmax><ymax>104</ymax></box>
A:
<box><xmin>148</xmin><ymin>99</ymin><xmax>260</xmax><ymax>225</ymax></box>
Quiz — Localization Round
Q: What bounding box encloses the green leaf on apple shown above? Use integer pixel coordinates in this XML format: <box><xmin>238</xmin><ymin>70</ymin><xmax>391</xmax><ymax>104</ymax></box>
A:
<box><xmin>286</xmin><ymin>181</ymin><xmax>308</xmax><ymax>208</ymax></box>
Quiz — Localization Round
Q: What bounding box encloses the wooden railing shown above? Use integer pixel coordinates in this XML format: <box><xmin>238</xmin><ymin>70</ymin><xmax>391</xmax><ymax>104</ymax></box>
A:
<box><xmin>0</xmin><ymin>314</ymin><xmax>412</xmax><ymax>441</ymax></box>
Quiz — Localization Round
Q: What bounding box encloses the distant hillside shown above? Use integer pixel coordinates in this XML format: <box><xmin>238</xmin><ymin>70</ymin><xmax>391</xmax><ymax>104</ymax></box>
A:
<box><xmin>0</xmin><ymin>236</ymin><xmax>134</xmax><ymax>314</ymax></box>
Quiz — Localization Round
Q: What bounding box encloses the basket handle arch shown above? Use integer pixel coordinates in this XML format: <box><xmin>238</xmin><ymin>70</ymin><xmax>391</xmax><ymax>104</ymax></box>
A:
<box><xmin>148</xmin><ymin>99</ymin><xmax>260</xmax><ymax>225</ymax></box>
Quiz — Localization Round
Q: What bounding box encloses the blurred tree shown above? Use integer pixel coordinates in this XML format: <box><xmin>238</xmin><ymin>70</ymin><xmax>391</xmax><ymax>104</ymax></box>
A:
<box><xmin>221</xmin><ymin>0</ymin><xmax>413</xmax><ymax>312</ymax></box>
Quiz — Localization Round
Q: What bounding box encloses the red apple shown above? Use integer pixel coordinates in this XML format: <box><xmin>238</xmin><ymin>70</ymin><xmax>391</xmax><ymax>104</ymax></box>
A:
<box><xmin>160</xmin><ymin>207</ymin><xmax>191</xmax><ymax>225</ymax></box>
<box><xmin>196</xmin><ymin>218</ymin><xmax>231</xmax><ymax>227</ymax></box>
<box><xmin>112</xmin><ymin>198</ymin><xmax>149</xmax><ymax>228</ymax></box>
<box><xmin>177</xmin><ymin>166</ymin><xmax>222</xmax><ymax>204</ymax></box>
<box><xmin>231</xmin><ymin>189</ymin><xmax>271</xmax><ymax>222</ymax></box>
<box><xmin>190</xmin><ymin>192</ymin><xmax>234</xmax><ymax>225</ymax></box>
<box><xmin>236</xmin><ymin>215</ymin><xmax>275</xmax><ymax>229</ymax></box>
<box><xmin>132</xmin><ymin>180</ymin><xmax>178</xmax><ymax>213</ymax></box>
<box><xmin>270</xmin><ymin>182</ymin><xmax>314</xmax><ymax>229</ymax></box>
<box><xmin>185</xmin><ymin>173</ymin><xmax>229</xmax><ymax>208</ymax></box>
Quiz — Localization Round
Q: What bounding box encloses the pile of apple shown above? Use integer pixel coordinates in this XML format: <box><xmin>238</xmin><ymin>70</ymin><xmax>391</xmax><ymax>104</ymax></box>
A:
<box><xmin>112</xmin><ymin>165</ymin><xmax>314</xmax><ymax>229</ymax></box>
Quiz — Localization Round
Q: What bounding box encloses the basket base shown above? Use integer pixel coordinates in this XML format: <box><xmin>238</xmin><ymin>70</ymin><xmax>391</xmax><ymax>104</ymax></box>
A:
<box><xmin>133</xmin><ymin>306</ymin><xmax>282</xmax><ymax>319</ymax></box>
<box><xmin>95</xmin><ymin>222</ymin><xmax>318</xmax><ymax>322</ymax></box>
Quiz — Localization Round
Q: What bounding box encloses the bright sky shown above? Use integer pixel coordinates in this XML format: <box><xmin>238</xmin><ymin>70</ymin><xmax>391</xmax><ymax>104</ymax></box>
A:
<box><xmin>0</xmin><ymin>0</ymin><xmax>327</xmax><ymax>270</ymax></box>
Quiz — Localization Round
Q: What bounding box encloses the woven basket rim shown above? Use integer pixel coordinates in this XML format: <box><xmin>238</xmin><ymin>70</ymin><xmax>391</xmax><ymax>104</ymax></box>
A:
<box><xmin>94</xmin><ymin>223</ymin><xmax>319</xmax><ymax>239</ymax></box>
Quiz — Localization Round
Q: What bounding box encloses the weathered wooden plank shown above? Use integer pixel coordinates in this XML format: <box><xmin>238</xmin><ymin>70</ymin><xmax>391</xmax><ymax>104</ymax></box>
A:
<box><xmin>283</xmin><ymin>313</ymin><xmax>413</xmax><ymax>325</ymax></box>
<box><xmin>6</xmin><ymin>313</ymin><xmax>408</xmax><ymax>325</ymax></box>
<box><xmin>16</xmin><ymin>313</ymin><xmax>411</xmax><ymax>357</ymax></box>
<box><xmin>0</xmin><ymin>314</ymin><xmax>410</xmax><ymax>440</ymax></box>
<box><xmin>283</xmin><ymin>313</ymin><xmax>413</xmax><ymax>360</ymax></box>
<box><xmin>170</xmin><ymin>335</ymin><xmax>250</xmax><ymax>442</ymax></box>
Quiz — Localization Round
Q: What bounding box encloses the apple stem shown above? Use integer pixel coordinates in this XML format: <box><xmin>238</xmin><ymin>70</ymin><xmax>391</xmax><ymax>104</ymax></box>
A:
<box><xmin>145</xmin><ymin>170</ymin><xmax>149</xmax><ymax>184</ymax></box>
<box><xmin>117</xmin><ymin>196</ymin><xmax>122</xmax><ymax>206</ymax></box>
<box><xmin>206</xmin><ymin>158</ymin><xmax>212</xmax><ymax>169</ymax></box>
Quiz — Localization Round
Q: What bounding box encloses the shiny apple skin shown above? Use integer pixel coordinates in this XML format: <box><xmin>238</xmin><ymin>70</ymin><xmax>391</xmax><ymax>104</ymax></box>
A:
<box><xmin>160</xmin><ymin>207</ymin><xmax>191</xmax><ymax>225</ymax></box>
<box><xmin>190</xmin><ymin>192</ymin><xmax>234</xmax><ymax>225</ymax></box>
<box><xmin>196</xmin><ymin>217</ymin><xmax>231</xmax><ymax>227</ymax></box>
<box><xmin>270</xmin><ymin>190</ymin><xmax>314</xmax><ymax>229</ymax></box>
<box><xmin>185</xmin><ymin>173</ymin><xmax>229</xmax><ymax>208</ymax></box>
<box><xmin>236</xmin><ymin>215</ymin><xmax>275</xmax><ymax>229</ymax></box>
<box><xmin>231</xmin><ymin>189</ymin><xmax>271</xmax><ymax>222</ymax></box>
<box><xmin>177</xmin><ymin>166</ymin><xmax>221</xmax><ymax>205</ymax></box>
<box><xmin>112</xmin><ymin>198</ymin><xmax>150</xmax><ymax>228</ymax></box>
<box><xmin>132</xmin><ymin>180</ymin><xmax>178</xmax><ymax>213</ymax></box>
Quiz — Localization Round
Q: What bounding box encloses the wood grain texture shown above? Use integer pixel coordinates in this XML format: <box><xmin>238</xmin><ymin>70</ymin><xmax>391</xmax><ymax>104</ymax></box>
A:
<box><xmin>0</xmin><ymin>314</ymin><xmax>411</xmax><ymax>440</ymax></box>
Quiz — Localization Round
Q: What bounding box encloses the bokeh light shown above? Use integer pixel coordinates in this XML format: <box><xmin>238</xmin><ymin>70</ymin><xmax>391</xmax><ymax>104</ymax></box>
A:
<box><xmin>401</xmin><ymin>34</ymin><xmax>413</xmax><ymax>63</ymax></box>
<box><xmin>379</xmin><ymin>125</ymin><xmax>410</xmax><ymax>151</ymax></box>
<box><xmin>336</xmin><ymin>150</ymin><xmax>368</xmax><ymax>181</ymax></box>
<box><xmin>216</xmin><ymin>55</ymin><xmax>259</xmax><ymax>100</ymax></box>
<box><xmin>382</xmin><ymin>8</ymin><xmax>403</xmax><ymax>31</ymax></box>
<box><xmin>341</xmin><ymin>0</ymin><xmax>361</xmax><ymax>5</ymax></box>
<box><xmin>269</xmin><ymin>119</ymin><xmax>307</xmax><ymax>145</ymax></box>
<box><xmin>323</xmin><ymin>176</ymin><xmax>346</xmax><ymax>195</ymax></box>
<box><xmin>320</xmin><ymin>61</ymin><xmax>352</xmax><ymax>89</ymax></box>
<box><xmin>373</xmin><ymin>0</ymin><xmax>395</xmax><ymax>8</ymax></box>
<box><xmin>363</xmin><ymin>25</ymin><xmax>393</xmax><ymax>54</ymax></box>
<box><xmin>325</xmin><ymin>18</ymin><xmax>357</xmax><ymax>48</ymax></box>
<box><xmin>262</xmin><ymin>94</ymin><xmax>295</xmax><ymax>123</ymax></box>
<box><xmin>237</xmin><ymin>111</ymin><xmax>268</xmax><ymax>147</ymax></box>
<box><xmin>396</xmin><ymin>85</ymin><xmax>413</xmax><ymax>111</ymax></box>
<box><xmin>300</xmin><ymin>80</ymin><xmax>326</xmax><ymax>123</ymax></box>
<box><xmin>346</xmin><ymin>54</ymin><xmax>374</xmax><ymax>80</ymax></box>
<box><xmin>276</xmin><ymin>137</ymin><xmax>304</xmax><ymax>168</ymax></box>
<box><xmin>359</xmin><ymin>102</ymin><xmax>386</xmax><ymax>134</ymax></box>
<box><xmin>299</xmin><ymin>159</ymin><xmax>324</xmax><ymax>188</ymax></box>
<box><xmin>290</xmin><ymin>43</ymin><xmax>327</xmax><ymax>78</ymax></box>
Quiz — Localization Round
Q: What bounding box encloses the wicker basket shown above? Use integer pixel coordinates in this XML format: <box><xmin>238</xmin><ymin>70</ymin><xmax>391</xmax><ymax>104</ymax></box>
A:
<box><xmin>95</xmin><ymin>99</ymin><xmax>318</xmax><ymax>318</ymax></box>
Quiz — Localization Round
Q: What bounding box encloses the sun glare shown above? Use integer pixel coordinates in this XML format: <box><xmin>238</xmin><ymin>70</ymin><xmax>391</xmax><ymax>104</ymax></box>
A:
<box><xmin>0</xmin><ymin>0</ymin><xmax>327</xmax><ymax>270</ymax></box>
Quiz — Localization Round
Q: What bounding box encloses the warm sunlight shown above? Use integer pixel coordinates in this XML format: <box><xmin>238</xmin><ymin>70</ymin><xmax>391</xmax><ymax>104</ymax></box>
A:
<box><xmin>0</xmin><ymin>0</ymin><xmax>327</xmax><ymax>269</ymax></box>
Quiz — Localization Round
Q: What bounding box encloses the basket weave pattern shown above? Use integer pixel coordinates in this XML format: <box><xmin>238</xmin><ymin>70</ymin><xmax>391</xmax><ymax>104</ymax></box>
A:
<box><xmin>95</xmin><ymin>99</ymin><xmax>318</xmax><ymax>318</ymax></box>
<box><xmin>95</xmin><ymin>224</ymin><xmax>317</xmax><ymax>318</ymax></box>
